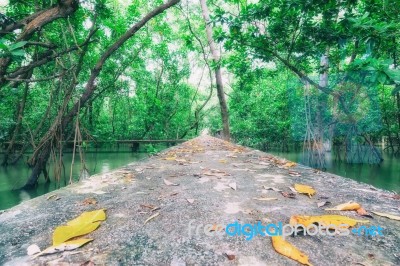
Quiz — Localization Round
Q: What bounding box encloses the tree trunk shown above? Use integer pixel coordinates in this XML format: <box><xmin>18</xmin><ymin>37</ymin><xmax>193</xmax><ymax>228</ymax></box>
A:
<box><xmin>393</xmin><ymin>37</ymin><xmax>400</xmax><ymax>153</ymax></box>
<box><xmin>0</xmin><ymin>0</ymin><xmax>79</xmax><ymax>84</ymax></box>
<box><xmin>9</xmin><ymin>83</ymin><xmax>58</xmax><ymax>165</ymax></box>
<box><xmin>317</xmin><ymin>52</ymin><xmax>329</xmax><ymax>147</ymax></box>
<box><xmin>23</xmin><ymin>0</ymin><xmax>180</xmax><ymax>188</ymax></box>
<box><xmin>199</xmin><ymin>0</ymin><xmax>230</xmax><ymax>141</ymax></box>
<box><xmin>2</xmin><ymin>77</ymin><xmax>30</xmax><ymax>165</ymax></box>
<box><xmin>396</xmin><ymin>91</ymin><xmax>400</xmax><ymax>153</ymax></box>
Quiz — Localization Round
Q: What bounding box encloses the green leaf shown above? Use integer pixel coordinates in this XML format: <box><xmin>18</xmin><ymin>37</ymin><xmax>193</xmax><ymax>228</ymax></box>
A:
<box><xmin>384</xmin><ymin>69</ymin><xmax>400</xmax><ymax>83</ymax></box>
<box><xmin>377</xmin><ymin>73</ymin><xmax>387</xmax><ymax>84</ymax></box>
<box><xmin>363</xmin><ymin>66</ymin><xmax>376</xmax><ymax>71</ymax></box>
<box><xmin>9</xmin><ymin>41</ymin><xmax>27</xmax><ymax>51</ymax></box>
<box><xmin>0</xmin><ymin>42</ymin><xmax>8</xmax><ymax>50</ymax></box>
<box><xmin>11</xmin><ymin>50</ymin><xmax>25</xmax><ymax>57</ymax></box>
<box><xmin>391</xmin><ymin>86</ymin><xmax>400</xmax><ymax>96</ymax></box>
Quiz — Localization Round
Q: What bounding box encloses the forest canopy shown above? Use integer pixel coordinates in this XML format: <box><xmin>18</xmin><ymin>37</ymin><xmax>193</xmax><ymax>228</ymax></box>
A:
<box><xmin>0</xmin><ymin>0</ymin><xmax>399</xmax><ymax>186</ymax></box>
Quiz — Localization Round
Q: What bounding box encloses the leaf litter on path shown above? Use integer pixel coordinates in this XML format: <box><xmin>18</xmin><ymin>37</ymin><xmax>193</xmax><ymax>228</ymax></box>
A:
<box><xmin>164</xmin><ymin>179</ymin><xmax>179</xmax><ymax>186</ymax></box>
<box><xmin>144</xmin><ymin>212</ymin><xmax>160</xmax><ymax>225</ymax></box>
<box><xmin>33</xmin><ymin>209</ymin><xmax>106</xmax><ymax>257</ymax></box>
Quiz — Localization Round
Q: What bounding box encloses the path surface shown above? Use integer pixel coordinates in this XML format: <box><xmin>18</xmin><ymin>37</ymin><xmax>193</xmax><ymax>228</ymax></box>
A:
<box><xmin>0</xmin><ymin>136</ymin><xmax>399</xmax><ymax>265</ymax></box>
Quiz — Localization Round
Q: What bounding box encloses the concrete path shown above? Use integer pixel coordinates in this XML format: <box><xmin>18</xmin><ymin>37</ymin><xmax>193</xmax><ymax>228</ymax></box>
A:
<box><xmin>0</xmin><ymin>136</ymin><xmax>399</xmax><ymax>265</ymax></box>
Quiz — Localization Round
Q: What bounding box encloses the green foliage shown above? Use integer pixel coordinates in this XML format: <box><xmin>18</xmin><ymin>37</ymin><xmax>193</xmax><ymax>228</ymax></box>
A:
<box><xmin>0</xmin><ymin>39</ymin><xmax>27</xmax><ymax>60</ymax></box>
<box><xmin>0</xmin><ymin>0</ymin><xmax>400</xmax><ymax>162</ymax></box>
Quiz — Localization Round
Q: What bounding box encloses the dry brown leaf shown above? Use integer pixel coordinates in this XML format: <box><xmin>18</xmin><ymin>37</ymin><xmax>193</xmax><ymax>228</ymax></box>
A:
<box><xmin>263</xmin><ymin>186</ymin><xmax>282</xmax><ymax>192</ymax></box>
<box><xmin>288</xmin><ymin>171</ymin><xmax>301</xmax><ymax>177</ymax></box>
<box><xmin>356</xmin><ymin>207</ymin><xmax>370</xmax><ymax>217</ymax></box>
<box><xmin>81</xmin><ymin>260</ymin><xmax>96</xmax><ymax>266</ymax></box>
<box><xmin>82</xmin><ymin>198</ymin><xmax>97</xmax><ymax>205</ymax></box>
<box><xmin>163</xmin><ymin>179</ymin><xmax>179</xmax><ymax>186</ymax></box>
<box><xmin>123</xmin><ymin>173</ymin><xmax>135</xmax><ymax>182</ymax></box>
<box><xmin>36</xmin><ymin>239</ymin><xmax>93</xmax><ymax>257</ymax></box>
<box><xmin>224</xmin><ymin>251</ymin><xmax>236</xmax><ymax>260</ymax></box>
<box><xmin>47</xmin><ymin>194</ymin><xmax>60</xmax><ymax>201</ymax></box>
<box><xmin>135</xmin><ymin>168</ymin><xmax>144</xmax><ymax>173</ymax></box>
<box><xmin>229</xmin><ymin>182</ymin><xmax>237</xmax><ymax>190</ymax></box>
<box><xmin>281</xmin><ymin>192</ymin><xmax>296</xmax><ymax>199</ymax></box>
<box><xmin>381</xmin><ymin>194</ymin><xmax>400</xmax><ymax>200</ymax></box>
<box><xmin>371</xmin><ymin>211</ymin><xmax>400</xmax><ymax>221</ymax></box>
<box><xmin>187</xmin><ymin>198</ymin><xmax>195</xmax><ymax>204</ymax></box>
<box><xmin>317</xmin><ymin>201</ymin><xmax>331</xmax><ymax>208</ymax></box>
<box><xmin>253</xmin><ymin>197</ymin><xmax>278</xmax><ymax>201</ymax></box>
<box><xmin>140</xmin><ymin>204</ymin><xmax>157</xmax><ymax>210</ymax></box>
<box><xmin>144</xmin><ymin>212</ymin><xmax>160</xmax><ymax>225</ymax></box>
<box><xmin>202</xmin><ymin>169</ymin><xmax>230</xmax><ymax>178</ymax></box>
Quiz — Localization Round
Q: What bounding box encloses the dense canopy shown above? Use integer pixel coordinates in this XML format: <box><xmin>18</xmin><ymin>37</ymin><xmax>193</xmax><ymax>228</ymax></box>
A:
<box><xmin>0</xmin><ymin>0</ymin><xmax>399</xmax><ymax>186</ymax></box>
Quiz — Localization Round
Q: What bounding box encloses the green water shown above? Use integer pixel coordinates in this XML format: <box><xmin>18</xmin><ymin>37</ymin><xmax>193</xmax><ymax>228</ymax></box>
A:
<box><xmin>270</xmin><ymin>150</ymin><xmax>400</xmax><ymax>193</ymax></box>
<box><xmin>0</xmin><ymin>151</ymin><xmax>148</xmax><ymax>210</ymax></box>
<box><xmin>1</xmin><ymin>147</ymin><xmax>399</xmax><ymax>211</ymax></box>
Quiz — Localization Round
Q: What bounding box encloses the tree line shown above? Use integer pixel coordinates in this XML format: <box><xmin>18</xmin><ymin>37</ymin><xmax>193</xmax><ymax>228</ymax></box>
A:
<box><xmin>0</xmin><ymin>0</ymin><xmax>399</xmax><ymax>187</ymax></box>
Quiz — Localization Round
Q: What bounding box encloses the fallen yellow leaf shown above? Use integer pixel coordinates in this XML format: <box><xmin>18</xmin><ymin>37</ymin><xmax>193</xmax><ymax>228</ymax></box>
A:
<box><xmin>272</xmin><ymin>236</ymin><xmax>312</xmax><ymax>266</ymax></box>
<box><xmin>283</xmin><ymin>162</ymin><xmax>297</xmax><ymax>168</ymax></box>
<box><xmin>163</xmin><ymin>157</ymin><xmax>177</xmax><ymax>161</ymax></box>
<box><xmin>66</xmin><ymin>209</ymin><xmax>106</xmax><ymax>226</ymax></box>
<box><xmin>290</xmin><ymin>215</ymin><xmax>369</xmax><ymax>228</ymax></box>
<box><xmin>52</xmin><ymin>209</ymin><xmax>106</xmax><ymax>245</ymax></box>
<box><xmin>53</xmin><ymin>222</ymin><xmax>100</xmax><ymax>246</ymax></box>
<box><xmin>202</xmin><ymin>169</ymin><xmax>230</xmax><ymax>177</ymax></box>
<box><xmin>294</xmin><ymin>184</ymin><xmax>316</xmax><ymax>197</ymax></box>
<box><xmin>325</xmin><ymin>201</ymin><xmax>361</xmax><ymax>211</ymax></box>
<box><xmin>371</xmin><ymin>211</ymin><xmax>400</xmax><ymax>221</ymax></box>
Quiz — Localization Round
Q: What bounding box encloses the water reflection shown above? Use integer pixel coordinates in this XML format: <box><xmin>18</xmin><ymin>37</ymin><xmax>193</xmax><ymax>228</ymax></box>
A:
<box><xmin>0</xmin><ymin>151</ymin><xmax>148</xmax><ymax>210</ymax></box>
<box><xmin>270</xmin><ymin>149</ymin><xmax>400</xmax><ymax>193</ymax></box>
<box><xmin>101</xmin><ymin>162</ymin><xmax>110</xmax><ymax>173</ymax></box>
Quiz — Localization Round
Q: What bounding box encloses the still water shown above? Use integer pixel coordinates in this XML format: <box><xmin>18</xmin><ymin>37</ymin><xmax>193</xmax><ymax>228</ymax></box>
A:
<box><xmin>0</xmin><ymin>151</ymin><xmax>148</xmax><ymax>210</ymax></box>
<box><xmin>1</xmin><ymin>147</ymin><xmax>399</xmax><ymax>210</ymax></box>
<box><xmin>270</xmin><ymin>150</ymin><xmax>400</xmax><ymax>194</ymax></box>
